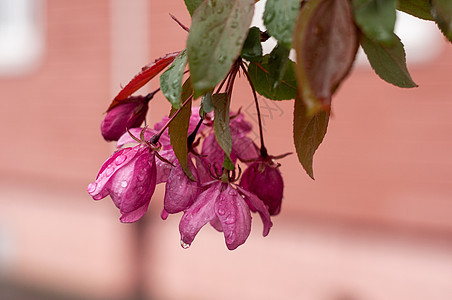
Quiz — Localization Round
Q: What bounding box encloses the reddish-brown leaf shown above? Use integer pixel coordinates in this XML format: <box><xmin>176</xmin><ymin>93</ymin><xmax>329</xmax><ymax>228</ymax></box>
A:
<box><xmin>293</xmin><ymin>0</ymin><xmax>359</xmax><ymax>115</ymax></box>
<box><xmin>108</xmin><ymin>52</ymin><xmax>181</xmax><ymax>111</ymax></box>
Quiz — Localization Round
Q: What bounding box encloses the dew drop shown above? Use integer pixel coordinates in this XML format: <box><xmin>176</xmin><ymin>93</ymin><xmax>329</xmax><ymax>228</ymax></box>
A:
<box><xmin>218</xmin><ymin>208</ymin><xmax>225</xmax><ymax>215</ymax></box>
<box><xmin>106</xmin><ymin>165</ymin><xmax>114</xmax><ymax>176</ymax></box>
<box><xmin>218</xmin><ymin>55</ymin><xmax>226</xmax><ymax>64</ymax></box>
<box><xmin>228</xmin><ymin>189</ymin><xmax>237</xmax><ymax>196</ymax></box>
<box><xmin>180</xmin><ymin>240</ymin><xmax>191</xmax><ymax>249</ymax></box>
<box><xmin>225</xmin><ymin>215</ymin><xmax>236</xmax><ymax>224</ymax></box>
<box><xmin>136</xmin><ymin>186</ymin><xmax>145</xmax><ymax>195</ymax></box>
<box><xmin>137</xmin><ymin>173</ymin><xmax>146</xmax><ymax>181</ymax></box>
<box><xmin>120</xmin><ymin>181</ymin><xmax>128</xmax><ymax>188</ymax></box>
<box><xmin>115</xmin><ymin>155</ymin><xmax>127</xmax><ymax>165</ymax></box>
<box><xmin>87</xmin><ymin>183</ymin><xmax>96</xmax><ymax>193</ymax></box>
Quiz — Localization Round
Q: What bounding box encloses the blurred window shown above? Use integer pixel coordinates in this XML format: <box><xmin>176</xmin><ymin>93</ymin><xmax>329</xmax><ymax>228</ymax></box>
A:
<box><xmin>0</xmin><ymin>0</ymin><xmax>44</xmax><ymax>76</ymax></box>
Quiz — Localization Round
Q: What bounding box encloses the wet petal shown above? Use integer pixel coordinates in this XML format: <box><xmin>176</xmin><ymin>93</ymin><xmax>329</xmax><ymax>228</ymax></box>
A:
<box><xmin>194</xmin><ymin>155</ymin><xmax>214</xmax><ymax>185</ymax></box>
<box><xmin>120</xmin><ymin>202</ymin><xmax>150</xmax><ymax>223</ymax></box>
<box><xmin>113</xmin><ymin>149</ymin><xmax>156</xmax><ymax>214</ymax></box>
<box><xmin>209</xmin><ymin>216</ymin><xmax>223</xmax><ymax>232</ymax></box>
<box><xmin>164</xmin><ymin>158</ymin><xmax>201</xmax><ymax>214</ymax></box>
<box><xmin>215</xmin><ymin>185</ymin><xmax>251</xmax><ymax>250</ymax></box>
<box><xmin>236</xmin><ymin>186</ymin><xmax>273</xmax><ymax>237</ymax></box>
<box><xmin>179</xmin><ymin>182</ymin><xmax>223</xmax><ymax>247</ymax></box>
<box><xmin>232</xmin><ymin>134</ymin><xmax>259</xmax><ymax>163</ymax></box>
<box><xmin>88</xmin><ymin>147</ymin><xmax>138</xmax><ymax>200</ymax></box>
<box><xmin>155</xmin><ymin>150</ymin><xmax>176</xmax><ymax>184</ymax></box>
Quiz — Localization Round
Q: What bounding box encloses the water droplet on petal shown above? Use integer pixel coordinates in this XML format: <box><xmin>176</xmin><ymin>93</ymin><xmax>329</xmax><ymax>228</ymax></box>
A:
<box><xmin>218</xmin><ymin>208</ymin><xmax>225</xmax><ymax>215</ymax></box>
<box><xmin>225</xmin><ymin>215</ymin><xmax>236</xmax><ymax>224</ymax></box>
<box><xmin>87</xmin><ymin>183</ymin><xmax>96</xmax><ymax>193</ymax></box>
<box><xmin>180</xmin><ymin>240</ymin><xmax>190</xmax><ymax>249</ymax></box>
<box><xmin>136</xmin><ymin>186</ymin><xmax>145</xmax><ymax>195</ymax></box>
<box><xmin>120</xmin><ymin>181</ymin><xmax>128</xmax><ymax>188</ymax></box>
<box><xmin>115</xmin><ymin>155</ymin><xmax>127</xmax><ymax>165</ymax></box>
<box><xmin>137</xmin><ymin>172</ymin><xmax>146</xmax><ymax>181</ymax></box>
<box><xmin>106</xmin><ymin>165</ymin><xmax>114</xmax><ymax>176</ymax></box>
<box><xmin>228</xmin><ymin>189</ymin><xmax>237</xmax><ymax>196</ymax></box>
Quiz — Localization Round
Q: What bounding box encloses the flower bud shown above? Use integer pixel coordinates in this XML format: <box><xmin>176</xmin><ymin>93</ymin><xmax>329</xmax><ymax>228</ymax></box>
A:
<box><xmin>101</xmin><ymin>96</ymin><xmax>149</xmax><ymax>141</ymax></box>
<box><xmin>240</xmin><ymin>161</ymin><xmax>284</xmax><ymax>215</ymax></box>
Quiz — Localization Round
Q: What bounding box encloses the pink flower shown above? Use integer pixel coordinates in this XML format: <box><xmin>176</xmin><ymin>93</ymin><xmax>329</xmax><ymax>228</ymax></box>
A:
<box><xmin>101</xmin><ymin>95</ymin><xmax>149</xmax><ymax>141</ymax></box>
<box><xmin>239</xmin><ymin>160</ymin><xmax>284</xmax><ymax>215</ymax></box>
<box><xmin>164</xmin><ymin>157</ymin><xmax>201</xmax><ymax>214</ymax></box>
<box><xmin>201</xmin><ymin>111</ymin><xmax>258</xmax><ymax>173</ymax></box>
<box><xmin>87</xmin><ymin>144</ymin><xmax>156</xmax><ymax>222</ymax></box>
<box><xmin>179</xmin><ymin>181</ymin><xmax>272</xmax><ymax>250</ymax></box>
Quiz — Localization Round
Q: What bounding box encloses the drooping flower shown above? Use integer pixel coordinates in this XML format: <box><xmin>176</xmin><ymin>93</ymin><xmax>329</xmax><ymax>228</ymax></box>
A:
<box><xmin>240</xmin><ymin>158</ymin><xmax>284</xmax><ymax>215</ymax></box>
<box><xmin>87</xmin><ymin>143</ymin><xmax>157</xmax><ymax>222</ymax></box>
<box><xmin>179</xmin><ymin>175</ymin><xmax>273</xmax><ymax>250</ymax></box>
<box><xmin>101</xmin><ymin>95</ymin><xmax>151</xmax><ymax>141</ymax></box>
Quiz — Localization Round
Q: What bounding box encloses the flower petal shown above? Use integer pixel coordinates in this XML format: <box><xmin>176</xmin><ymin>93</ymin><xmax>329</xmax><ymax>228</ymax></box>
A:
<box><xmin>232</xmin><ymin>134</ymin><xmax>259</xmax><ymax>163</ymax></box>
<box><xmin>88</xmin><ymin>147</ymin><xmax>138</xmax><ymax>200</ymax></box>
<box><xmin>236</xmin><ymin>185</ymin><xmax>273</xmax><ymax>237</ymax></box>
<box><xmin>120</xmin><ymin>202</ymin><xmax>150</xmax><ymax>223</ymax></box>
<box><xmin>179</xmin><ymin>182</ymin><xmax>222</xmax><ymax>247</ymax></box>
<box><xmin>108</xmin><ymin>149</ymin><xmax>156</xmax><ymax>215</ymax></box>
<box><xmin>164</xmin><ymin>158</ymin><xmax>201</xmax><ymax>214</ymax></box>
<box><xmin>215</xmin><ymin>185</ymin><xmax>251</xmax><ymax>250</ymax></box>
<box><xmin>155</xmin><ymin>150</ymin><xmax>176</xmax><ymax>184</ymax></box>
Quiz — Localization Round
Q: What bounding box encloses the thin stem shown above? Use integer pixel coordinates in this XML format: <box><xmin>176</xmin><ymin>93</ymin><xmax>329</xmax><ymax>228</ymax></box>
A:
<box><xmin>240</xmin><ymin>62</ymin><xmax>267</xmax><ymax>157</ymax></box>
<box><xmin>150</xmin><ymin>95</ymin><xmax>193</xmax><ymax>144</ymax></box>
<box><xmin>169</xmin><ymin>14</ymin><xmax>190</xmax><ymax>32</ymax></box>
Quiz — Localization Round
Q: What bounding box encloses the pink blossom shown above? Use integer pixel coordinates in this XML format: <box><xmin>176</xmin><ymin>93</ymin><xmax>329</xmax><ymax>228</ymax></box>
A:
<box><xmin>87</xmin><ymin>144</ymin><xmax>156</xmax><ymax>222</ymax></box>
<box><xmin>101</xmin><ymin>96</ymin><xmax>149</xmax><ymax>141</ymax></box>
<box><xmin>239</xmin><ymin>160</ymin><xmax>284</xmax><ymax>215</ymax></box>
<box><xmin>179</xmin><ymin>180</ymin><xmax>272</xmax><ymax>250</ymax></box>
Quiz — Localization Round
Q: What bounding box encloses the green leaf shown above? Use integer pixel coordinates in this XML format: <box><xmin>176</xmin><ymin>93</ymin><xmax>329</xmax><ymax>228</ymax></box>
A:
<box><xmin>199</xmin><ymin>92</ymin><xmax>214</xmax><ymax>119</ymax></box>
<box><xmin>361</xmin><ymin>33</ymin><xmax>418</xmax><ymax>88</ymax></box>
<box><xmin>211</xmin><ymin>93</ymin><xmax>234</xmax><ymax>169</ymax></box>
<box><xmin>248</xmin><ymin>55</ymin><xmax>298</xmax><ymax>100</ymax></box>
<box><xmin>397</xmin><ymin>0</ymin><xmax>433</xmax><ymax>20</ymax></box>
<box><xmin>160</xmin><ymin>49</ymin><xmax>188</xmax><ymax>109</ymax></box>
<box><xmin>169</xmin><ymin>79</ymin><xmax>195</xmax><ymax>180</ymax></box>
<box><xmin>268</xmin><ymin>43</ymin><xmax>291</xmax><ymax>91</ymax></box>
<box><xmin>352</xmin><ymin>0</ymin><xmax>397</xmax><ymax>46</ymax></box>
<box><xmin>263</xmin><ymin>0</ymin><xmax>300</xmax><ymax>48</ymax></box>
<box><xmin>293</xmin><ymin>94</ymin><xmax>330</xmax><ymax>179</ymax></box>
<box><xmin>184</xmin><ymin>0</ymin><xmax>203</xmax><ymax>16</ymax></box>
<box><xmin>293</xmin><ymin>0</ymin><xmax>359</xmax><ymax>115</ymax></box>
<box><xmin>241</xmin><ymin>27</ymin><xmax>263</xmax><ymax>62</ymax></box>
<box><xmin>187</xmin><ymin>0</ymin><xmax>255</xmax><ymax>98</ymax></box>
<box><xmin>431</xmin><ymin>0</ymin><xmax>452</xmax><ymax>42</ymax></box>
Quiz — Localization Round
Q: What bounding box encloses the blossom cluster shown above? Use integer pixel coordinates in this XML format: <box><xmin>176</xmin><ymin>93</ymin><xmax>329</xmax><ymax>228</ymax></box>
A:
<box><xmin>87</xmin><ymin>100</ymin><xmax>285</xmax><ymax>250</ymax></box>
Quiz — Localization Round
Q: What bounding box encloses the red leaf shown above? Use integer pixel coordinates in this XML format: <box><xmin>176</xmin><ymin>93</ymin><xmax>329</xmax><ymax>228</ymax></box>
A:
<box><xmin>293</xmin><ymin>0</ymin><xmax>359</xmax><ymax>115</ymax></box>
<box><xmin>108</xmin><ymin>51</ymin><xmax>181</xmax><ymax>111</ymax></box>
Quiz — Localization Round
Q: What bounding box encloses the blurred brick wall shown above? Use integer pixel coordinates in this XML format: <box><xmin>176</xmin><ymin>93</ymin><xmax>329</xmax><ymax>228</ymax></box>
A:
<box><xmin>0</xmin><ymin>0</ymin><xmax>111</xmax><ymax>185</ymax></box>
